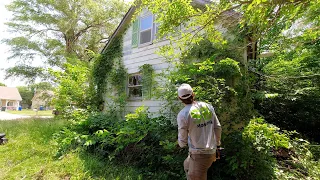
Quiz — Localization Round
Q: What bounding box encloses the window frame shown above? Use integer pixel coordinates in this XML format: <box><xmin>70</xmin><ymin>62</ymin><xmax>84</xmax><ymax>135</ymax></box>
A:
<box><xmin>127</xmin><ymin>73</ymin><xmax>143</xmax><ymax>100</ymax></box>
<box><xmin>138</xmin><ymin>13</ymin><xmax>154</xmax><ymax>47</ymax></box>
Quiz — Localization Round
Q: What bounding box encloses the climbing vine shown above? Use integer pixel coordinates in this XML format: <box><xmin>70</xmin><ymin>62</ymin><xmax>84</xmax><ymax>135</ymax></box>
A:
<box><xmin>109</xmin><ymin>60</ymin><xmax>127</xmax><ymax>112</ymax></box>
<box><xmin>92</xmin><ymin>35</ymin><xmax>126</xmax><ymax>110</ymax></box>
<box><xmin>139</xmin><ymin>64</ymin><xmax>155</xmax><ymax>100</ymax></box>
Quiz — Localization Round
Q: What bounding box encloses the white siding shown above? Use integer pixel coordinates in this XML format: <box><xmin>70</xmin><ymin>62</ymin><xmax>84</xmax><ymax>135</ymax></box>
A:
<box><xmin>122</xmin><ymin>23</ymin><xmax>171</xmax><ymax>115</ymax></box>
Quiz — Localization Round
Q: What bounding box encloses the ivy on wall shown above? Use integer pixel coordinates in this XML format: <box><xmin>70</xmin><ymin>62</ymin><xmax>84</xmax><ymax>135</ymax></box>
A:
<box><xmin>110</xmin><ymin>60</ymin><xmax>127</xmax><ymax>112</ymax></box>
<box><xmin>92</xmin><ymin>35</ymin><xmax>126</xmax><ymax>110</ymax></box>
<box><xmin>139</xmin><ymin>64</ymin><xmax>154</xmax><ymax>100</ymax></box>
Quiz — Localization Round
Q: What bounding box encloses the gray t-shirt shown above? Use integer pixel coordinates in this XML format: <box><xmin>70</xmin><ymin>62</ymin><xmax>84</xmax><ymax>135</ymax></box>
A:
<box><xmin>177</xmin><ymin>101</ymin><xmax>222</xmax><ymax>154</ymax></box>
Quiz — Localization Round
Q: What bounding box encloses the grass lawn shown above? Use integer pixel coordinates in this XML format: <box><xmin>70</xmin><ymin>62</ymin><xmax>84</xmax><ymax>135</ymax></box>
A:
<box><xmin>0</xmin><ymin>119</ymin><xmax>142</xmax><ymax>180</ymax></box>
<box><xmin>7</xmin><ymin>109</ymin><xmax>53</xmax><ymax>116</ymax></box>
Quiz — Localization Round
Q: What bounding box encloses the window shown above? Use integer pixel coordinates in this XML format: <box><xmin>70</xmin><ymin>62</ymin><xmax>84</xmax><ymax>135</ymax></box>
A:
<box><xmin>7</xmin><ymin>102</ymin><xmax>13</xmax><ymax>106</ymax></box>
<box><xmin>132</xmin><ymin>14</ymin><xmax>155</xmax><ymax>47</ymax></box>
<box><xmin>128</xmin><ymin>74</ymin><xmax>142</xmax><ymax>98</ymax></box>
<box><xmin>139</xmin><ymin>15</ymin><xmax>153</xmax><ymax>45</ymax></box>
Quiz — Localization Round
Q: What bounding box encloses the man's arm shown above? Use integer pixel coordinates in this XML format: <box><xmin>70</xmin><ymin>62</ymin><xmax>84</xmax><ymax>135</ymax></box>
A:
<box><xmin>177</xmin><ymin>113</ymin><xmax>188</xmax><ymax>148</ymax></box>
<box><xmin>212</xmin><ymin>108</ymin><xmax>222</xmax><ymax>146</ymax></box>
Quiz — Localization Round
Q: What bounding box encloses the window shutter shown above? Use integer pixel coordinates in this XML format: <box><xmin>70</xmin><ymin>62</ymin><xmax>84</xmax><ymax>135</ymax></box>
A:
<box><xmin>132</xmin><ymin>19</ymin><xmax>139</xmax><ymax>48</ymax></box>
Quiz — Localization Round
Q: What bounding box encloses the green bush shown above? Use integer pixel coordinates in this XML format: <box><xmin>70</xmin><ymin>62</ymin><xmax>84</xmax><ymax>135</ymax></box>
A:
<box><xmin>257</xmin><ymin>91</ymin><xmax>320</xmax><ymax>143</ymax></box>
<box><xmin>55</xmin><ymin>107</ymin><xmax>187</xmax><ymax>179</ymax></box>
<box><xmin>209</xmin><ymin>118</ymin><xmax>320</xmax><ymax>180</ymax></box>
<box><xmin>56</xmin><ymin>110</ymin><xmax>320</xmax><ymax>179</ymax></box>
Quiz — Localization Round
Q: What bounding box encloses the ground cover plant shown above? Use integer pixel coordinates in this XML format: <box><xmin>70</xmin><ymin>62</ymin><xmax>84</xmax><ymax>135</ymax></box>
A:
<box><xmin>0</xmin><ymin>118</ymin><xmax>143</xmax><ymax>179</ymax></box>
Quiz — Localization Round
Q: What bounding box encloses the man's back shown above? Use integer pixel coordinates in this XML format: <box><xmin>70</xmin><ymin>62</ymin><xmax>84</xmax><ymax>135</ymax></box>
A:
<box><xmin>177</xmin><ymin>101</ymin><xmax>221</xmax><ymax>154</ymax></box>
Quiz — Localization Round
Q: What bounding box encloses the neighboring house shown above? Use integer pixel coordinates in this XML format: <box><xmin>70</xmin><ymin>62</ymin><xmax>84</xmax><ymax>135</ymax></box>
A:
<box><xmin>101</xmin><ymin>0</ymin><xmax>243</xmax><ymax>114</ymax></box>
<box><xmin>31</xmin><ymin>90</ymin><xmax>54</xmax><ymax>110</ymax></box>
<box><xmin>0</xmin><ymin>87</ymin><xmax>22</xmax><ymax>111</ymax></box>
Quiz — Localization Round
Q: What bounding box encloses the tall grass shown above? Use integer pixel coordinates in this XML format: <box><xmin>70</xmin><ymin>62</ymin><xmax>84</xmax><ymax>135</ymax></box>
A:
<box><xmin>0</xmin><ymin>119</ymin><xmax>142</xmax><ymax>180</ymax></box>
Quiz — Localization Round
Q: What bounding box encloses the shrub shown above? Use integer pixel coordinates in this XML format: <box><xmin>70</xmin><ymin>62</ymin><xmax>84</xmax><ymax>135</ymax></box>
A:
<box><xmin>257</xmin><ymin>91</ymin><xmax>320</xmax><ymax>143</ymax></box>
<box><xmin>56</xmin><ymin>110</ymin><xmax>320</xmax><ymax>179</ymax></box>
<box><xmin>55</xmin><ymin>107</ymin><xmax>187</xmax><ymax>179</ymax></box>
<box><xmin>209</xmin><ymin>118</ymin><xmax>320</xmax><ymax>180</ymax></box>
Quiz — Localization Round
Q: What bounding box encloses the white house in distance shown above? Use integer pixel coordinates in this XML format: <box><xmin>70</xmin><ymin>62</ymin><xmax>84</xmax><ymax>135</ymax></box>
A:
<box><xmin>31</xmin><ymin>90</ymin><xmax>54</xmax><ymax>110</ymax></box>
<box><xmin>0</xmin><ymin>86</ymin><xmax>22</xmax><ymax>111</ymax></box>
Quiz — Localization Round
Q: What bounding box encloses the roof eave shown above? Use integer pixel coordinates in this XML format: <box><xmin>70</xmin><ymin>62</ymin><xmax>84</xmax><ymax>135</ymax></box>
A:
<box><xmin>101</xmin><ymin>6</ymin><xmax>136</xmax><ymax>53</ymax></box>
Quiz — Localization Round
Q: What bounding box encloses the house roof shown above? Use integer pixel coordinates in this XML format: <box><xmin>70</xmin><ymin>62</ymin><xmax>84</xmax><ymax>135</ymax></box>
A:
<box><xmin>0</xmin><ymin>87</ymin><xmax>22</xmax><ymax>101</ymax></box>
<box><xmin>101</xmin><ymin>0</ymin><xmax>211</xmax><ymax>53</ymax></box>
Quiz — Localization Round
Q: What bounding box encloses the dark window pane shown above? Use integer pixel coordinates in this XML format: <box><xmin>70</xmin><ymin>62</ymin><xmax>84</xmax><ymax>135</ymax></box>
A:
<box><xmin>129</xmin><ymin>86</ymin><xmax>142</xmax><ymax>97</ymax></box>
<box><xmin>140</xmin><ymin>29</ymin><xmax>152</xmax><ymax>44</ymax></box>
<box><xmin>129</xmin><ymin>75</ymin><xmax>142</xmax><ymax>86</ymax></box>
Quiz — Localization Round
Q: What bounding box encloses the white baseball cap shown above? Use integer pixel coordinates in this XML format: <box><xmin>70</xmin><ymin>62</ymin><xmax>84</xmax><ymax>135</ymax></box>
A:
<box><xmin>178</xmin><ymin>83</ymin><xmax>193</xmax><ymax>99</ymax></box>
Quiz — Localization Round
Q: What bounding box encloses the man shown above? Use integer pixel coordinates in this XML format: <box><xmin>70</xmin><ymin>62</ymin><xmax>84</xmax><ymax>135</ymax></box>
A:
<box><xmin>177</xmin><ymin>83</ymin><xmax>222</xmax><ymax>180</ymax></box>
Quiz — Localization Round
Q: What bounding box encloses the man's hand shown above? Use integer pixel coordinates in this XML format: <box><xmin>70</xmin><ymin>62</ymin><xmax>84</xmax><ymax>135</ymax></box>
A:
<box><xmin>216</xmin><ymin>146</ymin><xmax>223</xmax><ymax>160</ymax></box>
<box><xmin>176</xmin><ymin>143</ymin><xmax>181</xmax><ymax>149</ymax></box>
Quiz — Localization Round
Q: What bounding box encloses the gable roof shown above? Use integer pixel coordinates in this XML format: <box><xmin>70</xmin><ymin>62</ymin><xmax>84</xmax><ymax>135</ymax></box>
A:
<box><xmin>0</xmin><ymin>87</ymin><xmax>22</xmax><ymax>101</ymax></box>
<box><xmin>101</xmin><ymin>0</ymin><xmax>211</xmax><ymax>53</ymax></box>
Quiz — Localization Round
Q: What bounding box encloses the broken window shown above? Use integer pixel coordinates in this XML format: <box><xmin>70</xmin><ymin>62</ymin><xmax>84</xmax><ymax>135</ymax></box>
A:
<box><xmin>128</xmin><ymin>74</ymin><xmax>142</xmax><ymax>98</ymax></box>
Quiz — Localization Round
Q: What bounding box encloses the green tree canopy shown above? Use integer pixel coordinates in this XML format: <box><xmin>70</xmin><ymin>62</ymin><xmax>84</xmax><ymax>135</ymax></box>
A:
<box><xmin>0</xmin><ymin>82</ymin><xmax>6</xmax><ymax>86</ymax></box>
<box><xmin>3</xmin><ymin>0</ymin><xmax>129</xmax><ymax>81</ymax></box>
<box><xmin>17</xmin><ymin>86</ymin><xmax>33</xmax><ymax>108</ymax></box>
<box><xmin>30</xmin><ymin>82</ymin><xmax>54</xmax><ymax>92</ymax></box>
<box><xmin>139</xmin><ymin>0</ymin><xmax>319</xmax><ymax>62</ymax></box>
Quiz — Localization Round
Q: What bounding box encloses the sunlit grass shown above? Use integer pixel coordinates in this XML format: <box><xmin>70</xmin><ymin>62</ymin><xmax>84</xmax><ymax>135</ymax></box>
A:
<box><xmin>6</xmin><ymin>110</ymin><xmax>53</xmax><ymax>116</ymax></box>
<box><xmin>0</xmin><ymin>119</ymin><xmax>142</xmax><ymax>180</ymax></box>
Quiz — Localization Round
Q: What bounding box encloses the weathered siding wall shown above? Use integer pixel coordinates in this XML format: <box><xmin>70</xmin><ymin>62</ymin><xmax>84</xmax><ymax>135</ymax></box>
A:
<box><xmin>122</xmin><ymin>23</ymin><xmax>171</xmax><ymax>114</ymax></box>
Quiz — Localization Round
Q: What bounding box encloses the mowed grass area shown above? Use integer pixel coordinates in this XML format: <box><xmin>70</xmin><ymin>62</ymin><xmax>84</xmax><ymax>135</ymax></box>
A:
<box><xmin>7</xmin><ymin>109</ymin><xmax>53</xmax><ymax>116</ymax></box>
<box><xmin>0</xmin><ymin>119</ymin><xmax>142</xmax><ymax>180</ymax></box>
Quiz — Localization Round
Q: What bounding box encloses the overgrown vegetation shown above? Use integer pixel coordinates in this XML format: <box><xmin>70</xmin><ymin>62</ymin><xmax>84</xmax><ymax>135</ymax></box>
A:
<box><xmin>139</xmin><ymin>64</ymin><xmax>155</xmax><ymax>100</ymax></box>
<box><xmin>92</xmin><ymin>35</ymin><xmax>127</xmax><ymax>111</ymax></box>
<box><xmin>53</xmin><ymin>0</ymin><xmax>320</xmax><ymax>179</ymax></box>
<box><xmin>50</xmin><ymin>61</ymin><xmax>96</xmax><ymax>113</ymax></box>
<box><xmin>54</xmin><ymin>108</ymin><xmax>187</xmax><ymax>179</ymax></box>
<box><xmin>2</xmin><ymin>0</ymin><xmax>320</xmax><ymax>179</ymax></box>
<box><xmin>0</xmin><ymin>118</ymin><xmax>143</xmax><ymax>180</ymax></box>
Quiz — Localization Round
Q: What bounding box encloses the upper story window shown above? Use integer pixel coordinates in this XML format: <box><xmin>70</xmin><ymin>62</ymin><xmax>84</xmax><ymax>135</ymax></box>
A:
<box><xmin>140</xmin><ymin>15</ymin><xmax>153</xmax><ymax>45</ymax></box>
<box><xmin>132</xmin><ymin>12</ymin><xmax>157</xmax><ymax>48</ymax></box>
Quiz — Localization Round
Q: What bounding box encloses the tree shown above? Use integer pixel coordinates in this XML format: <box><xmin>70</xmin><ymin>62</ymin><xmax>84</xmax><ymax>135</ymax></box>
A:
<box><xmin>0</xmin><ymin>82</ymin><xmax>6</xmax><ymax>86</ymax></box>
<box><xmin>139</xmin><ymin>0</ymin><xmax>316</xmax><ymax>61</ymax></box>
<box><xmin>50</xmin><ymin>60</ymin><xmax>94</xmax><ymax>112</ymax></box>
<box><xmin>3</xmin><ymin>0</ymin><xmax>129</xmax><ymax>81</ymax></box>
<box><xmin>17</xmin><ymin>86</ymin><xmax>33</xmax><ymax>108</ymax></box>
<box><xmin>30</xmin><ymin>82</ymin><xmax>54</xmax><ymax>92</ymax></box>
